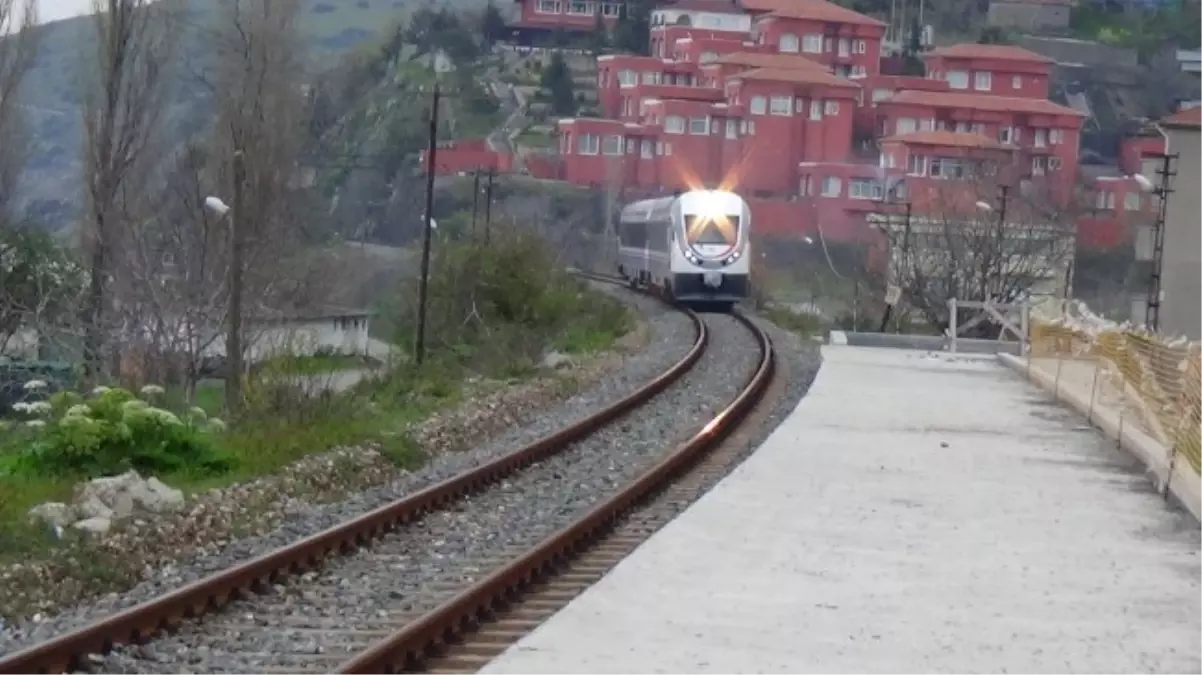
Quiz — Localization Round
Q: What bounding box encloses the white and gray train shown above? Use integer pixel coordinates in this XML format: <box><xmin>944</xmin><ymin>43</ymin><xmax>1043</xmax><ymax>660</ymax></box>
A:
<box><xmin>616</xmin><ymin>189</ymin><xmax>752</xmax><ymax>310</ymax></box>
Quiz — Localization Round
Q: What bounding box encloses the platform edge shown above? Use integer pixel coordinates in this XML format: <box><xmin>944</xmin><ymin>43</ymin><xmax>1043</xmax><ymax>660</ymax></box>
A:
<box><xmin>997</xmin><ymin>352</ymin><xmax>1201</xmax><ymax>524</ymax></box>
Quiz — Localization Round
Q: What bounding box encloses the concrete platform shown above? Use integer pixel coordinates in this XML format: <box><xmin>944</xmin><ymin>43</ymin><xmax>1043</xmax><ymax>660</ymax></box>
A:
<box><xmin>481</xmin><ymin>346</ymin><xmax>1202</xmax><ymax>674</ymax></box>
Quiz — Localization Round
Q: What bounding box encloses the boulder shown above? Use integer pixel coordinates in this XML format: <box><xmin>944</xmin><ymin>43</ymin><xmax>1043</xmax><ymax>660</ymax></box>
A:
<box><xmin>27</xmin><ymin>502</ymin><xmax>75</xmax><ymax>529</ymax></box>
<box><xmin>540</xmin><ymin>351</ymin><xmax>574</xmax><ymax>370</ymax></box>
<box><xmin>71</xmin><ymin>517</ymin><xmax>113</xmax><ymax>536</ymax></box>
<box><xmin>72</xmin><ymin>470</ymin><xmax>185</xmax><ymax>519</ymax></box>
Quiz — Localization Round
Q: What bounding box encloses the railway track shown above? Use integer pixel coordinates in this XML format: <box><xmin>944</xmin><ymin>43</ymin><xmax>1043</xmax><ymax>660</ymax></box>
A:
<box><xmin>0</xmin><ymin>275</ymin><xmax>774</xmax><ymax>674</ymax></box>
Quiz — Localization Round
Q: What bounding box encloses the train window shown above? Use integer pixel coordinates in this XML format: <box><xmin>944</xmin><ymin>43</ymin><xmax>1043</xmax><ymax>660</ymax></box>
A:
<box><xmin>683</xmin><ymin>215</ymin><xmax>739</xmax><ymax>246</ymax></box>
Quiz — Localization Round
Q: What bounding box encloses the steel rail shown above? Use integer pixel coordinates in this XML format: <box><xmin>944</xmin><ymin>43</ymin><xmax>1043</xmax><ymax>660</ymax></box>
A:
<box><xmin>336</xmin><ymin>310</ymin><xmax>774</xmax><ymax>674</ymax></box>
<box><xmin>0</xmin><ymin>278</ymin><xmax>704</xmax><ymax>675</ymax></box>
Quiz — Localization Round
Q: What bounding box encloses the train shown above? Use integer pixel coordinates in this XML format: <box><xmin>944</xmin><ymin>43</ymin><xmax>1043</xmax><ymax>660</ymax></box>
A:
<box><xmin>616</xmin><ymin>189</ymin><xmax>752</xmax><ymax>311</ymax></box>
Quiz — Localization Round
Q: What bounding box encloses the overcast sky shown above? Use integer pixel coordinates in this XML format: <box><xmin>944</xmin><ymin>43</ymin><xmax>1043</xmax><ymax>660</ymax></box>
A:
<box><xmin>31</xmin><ymin>0</ymin><xmax>95</xmax><ymax>24</ymax></box>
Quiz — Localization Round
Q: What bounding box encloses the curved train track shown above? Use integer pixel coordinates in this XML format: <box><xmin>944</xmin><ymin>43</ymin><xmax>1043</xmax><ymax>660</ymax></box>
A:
<box><xmin>0</xmin><ymin>274</ymin><xmax>774</xmax><ymax>675</ymax></box>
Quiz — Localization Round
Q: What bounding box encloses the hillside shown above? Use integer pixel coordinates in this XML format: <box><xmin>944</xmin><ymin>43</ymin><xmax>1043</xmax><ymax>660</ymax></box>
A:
<box><xmin>10</xmin><ymin>0</ymin><xmax>489</xmax><ymax>231</ymax></box>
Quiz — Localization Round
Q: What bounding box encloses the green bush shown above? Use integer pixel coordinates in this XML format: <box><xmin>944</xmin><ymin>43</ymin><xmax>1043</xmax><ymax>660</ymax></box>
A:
<box><xmin>0</xmin><ymin>385</ymin><xmax>233</xmax><ymax>480</ymax></box>
<box><xmin>388</xmin><ymin>228</ymin><xmax>631</xmax><ymax>375</ymax></box>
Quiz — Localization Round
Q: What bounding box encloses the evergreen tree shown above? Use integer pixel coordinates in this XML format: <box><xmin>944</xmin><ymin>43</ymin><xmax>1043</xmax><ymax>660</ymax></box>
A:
<box><xmin>589</xmin><ymin>8</ymin><xmax>609</xmax><ymax>55</ymax></box>
<box><xmin>481</xmin><ymin>1</ymin><xmax>508</xmax><ymax>47</ymax></box>
<box><xmin>540</xmin><ymin>51</ymin><xmax>577</xmax><ymax>116</ymax></box>
<box><xmin>611</xmin><ymin>0</ymin><xmax>649</xmax><ymax>54</ymax></box>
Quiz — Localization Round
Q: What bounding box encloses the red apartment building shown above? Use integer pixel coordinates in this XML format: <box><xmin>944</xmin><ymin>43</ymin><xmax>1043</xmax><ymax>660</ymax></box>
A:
<box><xmin>509</xmin><ymin>0</ymin><xmax>626</xmax><ymax>44</ymax></box>
<box><xmin>439</xmin><ymin>0</ymin><xmax>1138</xmax><ymax>244</ymax></box>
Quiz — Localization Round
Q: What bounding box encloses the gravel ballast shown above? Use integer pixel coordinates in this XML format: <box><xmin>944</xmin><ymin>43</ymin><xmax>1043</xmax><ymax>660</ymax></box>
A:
<box><xmin>89</xmin><ymin>313</ymin><xmax>765</xmax><ymax>673</ymax></box>
<box><xmin>0</xmin><ymin>288</ymin><xmax>695</xmax><ymax>656</ymax></box>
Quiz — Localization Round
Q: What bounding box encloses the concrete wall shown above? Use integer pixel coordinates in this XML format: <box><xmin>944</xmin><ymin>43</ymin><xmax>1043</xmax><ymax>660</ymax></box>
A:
<box><xmin>202</xmin><ymin>315</ymin><xmax>373</xmax><ymax>364</ymax></box>
<box><xmin>1161</xmin><ymin>126</ymin><xmax>1201</xmax><ymax>339</ymax></box>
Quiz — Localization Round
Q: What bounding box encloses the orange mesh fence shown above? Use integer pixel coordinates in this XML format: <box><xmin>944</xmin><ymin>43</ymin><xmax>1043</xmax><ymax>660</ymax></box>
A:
<box><xmin>1029</xmin><ymin>314</ymin><xmax>1201</xmax><ymax>475</ymax></box>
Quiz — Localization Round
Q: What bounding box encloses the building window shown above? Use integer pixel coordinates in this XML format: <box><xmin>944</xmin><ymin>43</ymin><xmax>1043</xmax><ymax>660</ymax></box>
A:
<box><xmin>725</xmin><ymin>119</ymin><xmax>737</xmax><ymax>139</ymax></box>
<box><xmin>1031</xmin><ymin>156</ymin><xmax>1046</xmax><ymax>175</ymax></box>
<box><xmin>1049</xmin><ymin>129</ymin><xmax>1064</xmax><ymax>145</ymax></box>
<box><xmin>664</xmin><ymin>142</ymin><xmax>673</xmax><ymax>156</ymax></box>
<box><xmin>578</xmin><ymin>133</ymin><xmax>599</xmax><ymax>155</ymax></box>
<box><xmin>749</xmin><ymin>95</ymin><xmax>767</xmax><ymax>115</ymax></box>
<box><xmin>799</xmin><ymin>176</ymin><xmax>813</xmax><ymax>196</ymax></box>
<box><xmin>1012</xmin><ymin>74</ymin><xmax>1021</xmax><ymax>89</ymax></box>
<box><xmin>1049</xmin><ymin>156</ymin><xmax>1062</xmax><ymax>171</ymax></box>
<box><xmin>536</xmin><ymin>0</ymin><xmax>561</xmax><ymax>12</ymax></box>
<box><xmin>1124</xmin><ymin>192</ymin><xmax>1142</xmax><ymax>211</ymax></box>
<box><xmin>602</xmin><ymin>134</ymin><xmax>623</xmax><ymax>155</ymax></box>
<box><xmin>1095</xmin><ymin>191</ymin><xmax>1115</xmax><ymax>210</ymax></box>
<box><xmin>642</xmin><ymin>71</ymin><xmax>659</xmax><ymax>85</ymax></box>
<box><xmin>850</xmin><ymin>65</ymin><xmax>867</xmax><ymax>78</ymax></box>
<box><xmin>1034</xmin><ymin>128</ymin><xmax>1047</xmax><ymax>147</ymax></box>
<box><xmin>802</xmin><ymin>34</ymin><xmax>822</xmax><ymax>53</ymax></box>
<box><xmin>849</xmin><ymin>178</ymin><xmax>882</xmax><ymax>200</ymax></box>
<box><xmin>568</xmin><ymin>0</ymin><xmax>590</xmax><ymax>14</ymax></box>
<box><xmin>999</xmin><ymin>126</ymin><xmax>1015</xmax><ymax>144</ymax></box>
<box><xmin>919</xmin><ymin>118</ymin><xmax>935</xmax><ymax>131</ymax></box>
<box><xmin>656</xmin><ymin>141</ymin><xmax>664</xmax><ymax>155</ymax></box>
<box><xmin>618</xmin><ymin>69</ymin><xmax>637</xmax><ymax>87</ymax></box>
<box><xmin>810</xmin><ymin>100</ymin><xmax>822</xmax><ymax>121</ymax></box>
<box><xmin>825</xmin><ymin>37</ymin><xmax>833</xmax><ymax>52</ymax></box>
<box><xmin>700</xmin><ymin>50</ymin><xmax>718</xmax><ymax>63</ymax></box>
<box><xmin>602</xmin><ymin>2</ymin><xmax>620</xmax><ymax>15</ymax></box>
<box><xmin>779</xmin><ymin>33</ymin><xmax>799</xmax><ymax>52</ymax></box>
<box><xmin>740</xmin><ymin>119</ymin><xmax>756</xmax><ymax>135</ymax></box>
<box><xmin>946</xmin><ymin>70</ymin><xmax>969</xmax><ymax>89</ymax></box>
<box><xmin>896</xmin><ymin>117</ymin><xmax>917</xmax><ymax>134</ymax></box>
<box><xmin>626</xmin><ymin>138</ymin><xmax>636</xmax><ymax>154</ymax></box>
<box><xmin>794</xmin><ymin>97</ymin><xmax>806</xmax><ymax>114</ymax></box>
<box><xmin>641</xmin><ymin>140</ymin><xmax>652</xmax><ymax>158</ymax></box>
<box><xmin>907</xmin><ymin>154</ymin><xmax>927</xmax><ymax>175</ymax></box>
<box><xmin>838</xmin><ymin>38</ymin><xmax>850</xmax><ymax>56</ymax></box>
<box><xmin>824</xmin><ymin>100</ymin><xmax>839</xmax><ymax>115</ymax></box>
<box><xmin>871</xmin><ymin>88</ymin><xmax>892</xmax><ymax>103</ymax></box>
<box><xmin>930</xmin><ymin>157</ymin><xmax>970</xmax><ymax>179</ymax></box>
<box><xmin>769</xmin><ymin>95</ymin><xmax>792</xmax><ymax>116</ymax></box>
<box><xmin>688</xmin><ymin>116</ymin><xmax>709</xmax><ymax>134</ymax></box>
<box><xmin>664</xmin><ymin>115</ymin><xmax>685</xmax><ymax>134</ymax></box>
<box><xmin>821</xmin><ymin>176</ymin><xmax>842</xmax><ymax>197</ymax></box>
<box><xmin>855</xmin><ymin>39</ymin><xmax>867</xmax><ymax>53</ymax></box>
<box><xmin>974</xmin><ymin>71</ymin><xmax>992</xmax><ymax>91</ymax></box>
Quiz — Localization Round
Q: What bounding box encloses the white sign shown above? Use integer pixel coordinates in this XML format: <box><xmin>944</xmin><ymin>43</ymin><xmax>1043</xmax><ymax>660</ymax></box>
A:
<box><xmin>885</xmin><ymin>284</ymin><xmax>901</xmax><ymax>306</ymax></box>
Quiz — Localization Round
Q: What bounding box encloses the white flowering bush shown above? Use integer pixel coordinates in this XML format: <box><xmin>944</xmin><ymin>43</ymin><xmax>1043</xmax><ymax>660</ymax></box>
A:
<box><xmin>3</xmin><ymin>384</ymin><xmax>234</xmax><ymax>479</ymax></box>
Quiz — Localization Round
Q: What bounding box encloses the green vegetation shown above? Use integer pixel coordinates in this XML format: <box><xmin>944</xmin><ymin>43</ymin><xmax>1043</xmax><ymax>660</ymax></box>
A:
<box><xmin>258</xmin><ymin>352</ymin><xmax>373</xmax><ymax>375</ymax></box>
<box><xmin>0</xmin><ymin>232</ymin><xmax>631</xmax><ymax>558</ymax></box>
<box><xmin>1069</xmin><ymin>1</ymin><xmax>1201</xmax><ymax>57</ymax></box>
<box><xmin>540</xmin><ymin>52</ymin><xmax>578</xmax><ymax>117</ymax></box>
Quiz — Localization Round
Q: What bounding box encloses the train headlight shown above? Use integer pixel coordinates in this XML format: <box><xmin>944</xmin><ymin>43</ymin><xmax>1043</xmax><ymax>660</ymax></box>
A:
<box><xmin>724</xmin><ymin>250</ymin><xmax>741</xmax><ymax>265</ymax></box>
<box><xmin>685</xmin><ymin>251</ymin><xmax>700</xmax><ymax>265</ymax></box>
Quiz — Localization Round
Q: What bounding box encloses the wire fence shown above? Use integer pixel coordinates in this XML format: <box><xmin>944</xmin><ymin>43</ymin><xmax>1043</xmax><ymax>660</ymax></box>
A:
<box><xmin>1027</xmin><ymin>302</ymin><xmax>1200</xmax><ymax>476</ymax></box>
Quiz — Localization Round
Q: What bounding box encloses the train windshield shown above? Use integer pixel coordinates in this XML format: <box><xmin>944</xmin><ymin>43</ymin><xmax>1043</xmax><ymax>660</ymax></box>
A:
<box><xmin>684</xmin><ymin>214</ymin><xmax>740</xmax><ymax>247</ymax></box>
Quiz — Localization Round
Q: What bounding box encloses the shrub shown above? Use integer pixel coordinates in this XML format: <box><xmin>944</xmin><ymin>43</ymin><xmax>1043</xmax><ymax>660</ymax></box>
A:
<box><xmin>0</xmin><ymin>385</ymin><xmax>234</xmax><ymax>480</ymax></box>
<box><xmin>387</xmin><ymin>228</ymin><xmax>632</xmax><ymax>375</ymax></box>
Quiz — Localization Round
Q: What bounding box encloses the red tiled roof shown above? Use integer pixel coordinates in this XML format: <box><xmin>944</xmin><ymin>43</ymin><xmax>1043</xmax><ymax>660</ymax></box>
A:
<box><xmin>733</xmin><ymin>66</ymin><xmax>860</xmax><ymax>87</ymax></box>
<box><xmin>1162</xmin><ymin>106</ymin><xmax>1202</xmax><ymax>129</ymax></box>
<box><xmin>662</xmin><ymin>0</ymin><xmax>745</xmax><ymax>12</ymax></box>
<box><xmin>741</xmin><ymin>0</ymin><xmax>886</xmax><ymax>27</ymax></box>
<box><xmin>712</xmin><ymin>51</ymin><xmax>829</xmax><ymax>71</ymax></box>
<box><xmin>924</xmin><ymin>44</ymin><xmax>1054</xmax><ymax>64</ymax></box>
<box><xmin>887</xmin><ymin>90</ymin><xmax>1085</xmax><ymax>117</ymax></box>
<box><xmin>880</xmin><ymin>130</ymin><xmax>1007</xmax><ymax>149</ymax></box>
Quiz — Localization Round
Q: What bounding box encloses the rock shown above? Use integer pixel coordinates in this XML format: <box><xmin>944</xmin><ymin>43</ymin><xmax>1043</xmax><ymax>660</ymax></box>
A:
<box><xmin>72</xmin><ymin>517</ymin><xmax>113</xmax><ymax>536</ymax></box>
<box><xmin>143</xmin><ymin>477</ymin><xmax>185</xmax><ymax>513</ymax></box>
<box><xmin>27</xmin><ymin>502</ymin><xmax>75</xmax><ymax>529</ymax></box>
<box><xmin>72</xmin><ymin>470</ymin><xmax>186</xmax><ymax>519</ymax></box>
<box><xmin>540</xmin><ymin>351</ymin><xmax>574</xmax><ymax>370</ymax></box>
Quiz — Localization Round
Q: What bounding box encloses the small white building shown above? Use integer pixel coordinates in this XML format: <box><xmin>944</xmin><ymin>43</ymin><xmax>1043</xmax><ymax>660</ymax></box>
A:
<box><xmin>200</xmin><ymin>307</ymin><xmax>374</xmax><ymax>363</ymax></box>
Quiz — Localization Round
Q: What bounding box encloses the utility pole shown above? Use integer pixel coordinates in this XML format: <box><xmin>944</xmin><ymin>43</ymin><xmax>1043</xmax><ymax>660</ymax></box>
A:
<box><xmin>879</xmin><ymin>200</ymin><xmax>911</xmax><ymax>333</ymax></box>
<box><xmin>415</xmin><ymin>84</ymin><xmax>440</xmax><ymax>367</ymax></box>
<box><xmin>226</xmin><ymin>148</ymin><xmax>246</xmax><ymax>414</ymax></box>
<box><xmin>483</xmin><ymin>167</ymin><xmax>495</xmax><ymax>244</ymax></box>
<box><xmin>471</xmin><ymin>167</ymin><xmax>482</xmax><ymax>237</ymax></box>
<box><xmin>1146</xmin><ymin>152</ymin><xmax>1177</xmax><ymax>332</ymax></box>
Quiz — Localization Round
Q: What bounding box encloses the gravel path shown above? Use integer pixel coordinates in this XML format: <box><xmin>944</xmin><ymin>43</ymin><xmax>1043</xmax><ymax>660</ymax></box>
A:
<box><xmin>0</xmin><ymin>288</ymin><xmax>691</xmax><ymax>657</ymax></box>
<box><xmin>90</xmin><ymin>313</ymin><xmax>764</xmax><ymax>673</ymax></box>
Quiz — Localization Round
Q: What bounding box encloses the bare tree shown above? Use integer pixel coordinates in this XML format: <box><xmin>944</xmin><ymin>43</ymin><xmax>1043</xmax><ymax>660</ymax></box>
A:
<box><xmin>0</xmin><ymin>0</ymin><xmax>39</xmax><ymax>218</ymax></box>
<box><xmin>205</xmin><ymin>0</ymin><xmax>309</xmax><ymax>413</ymax></box>
<box><xmin>78</xmin><ymin>0</ymin><xmax>182</xmax><ymax>379</ymax></box>
<box><xmin>112</xmin><ymin>141</ymin><xmax>229</xmax><ymax>398</ymax></box>
<box><xmin>874</xmin><ymin>175</ymin><xmax>1078</xmax><ymax>336</ymax></box>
